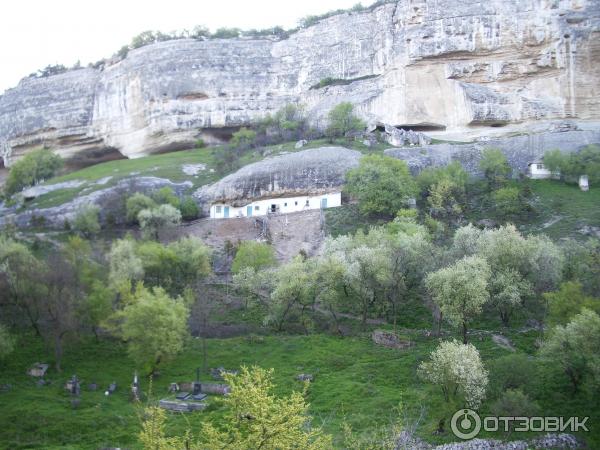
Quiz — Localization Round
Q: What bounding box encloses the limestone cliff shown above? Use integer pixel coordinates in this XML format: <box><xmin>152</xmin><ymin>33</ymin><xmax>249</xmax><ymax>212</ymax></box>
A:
<box><xmin>1</xmin><ymin>0</ymin><xmax>599</xmax><ymax>165</ymax></box>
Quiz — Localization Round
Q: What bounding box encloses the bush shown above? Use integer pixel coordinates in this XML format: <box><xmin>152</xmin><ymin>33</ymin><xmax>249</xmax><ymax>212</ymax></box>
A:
<box><xmin>326</xmin><ymin>102</ymin><xmax>365</xmax><ymax>139</ymax></box>
<box><xmin>179</xmin><ymin>196</ymin><xmax>200</xmax><ymax>221</ymax></box>
<box><xmin>488</xmin><ymin>353</ymin><xmax>538</xmax><ymax>397</ymax></box>
<box><xmin>126</xmin><ymin>193</ymin><xmax>157</xmax><ymax>224</ymax></box>
<box><xmin>232</xmin><ymin>241</ymin><xmax>277</xmax><ymax>274</ymax></box>
<box><xmin>151</xmin><ymin>187</ymin><xmax>180</xmax><ymax>208</ymax></box>
<box><xmin>138</xmin><ymin>204</ymin><xmax>181</xmax><ymax>240</ymax></box>
<box><xmin>4</xmin><ymin>149</ymin><xmax>62</xmax><ymax>196</ymax></box>
<box><xmin>491</xmin><ymin>388</ymin><xmax>540</xmax><ymax>419</ymax></box>
<box><xmin>345</xmin><ymin>154</ymin><xmax>417</xmax><ymax>217</ymax></box>
<box><xmin>72</xmin><ymin>204</ymin><xmax>101</xmax><ymax>236</ymax></box>
<box><xmin>492</xmin><ymin>187</ymin><xmax>521</xmax><ymax>216</ymax></box>
<box><xmin>479</xmin><ymin>148</ymin><xmax>511</xmax><ymax>189</ymax></box>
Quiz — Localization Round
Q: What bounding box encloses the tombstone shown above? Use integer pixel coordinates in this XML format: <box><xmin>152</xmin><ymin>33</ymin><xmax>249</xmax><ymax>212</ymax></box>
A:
<box><xmin>192</xmin><ymin>381</ymin><xmax>202</xmax><ymax>396</ymax></box>
<box><xmin>131</xmin><ymin>372</ymin><xmax>140</xmax><ymax>402</ymax></box>
<box><xmin>176</xmin><ymin>391</ymin><xmax>191</xmax><ymax>400</ymax></box>
<box><xmin>294</xmin><ymin>139</ymin><xmax>308</xmax><ymax>149</ymax></box>
<box><xmin>105</xmin><ymin>382</ymin><xmax>117</xmax><ymax>396</ymax></box>
<box><xmin>296</xmin><ymin>374</ymin><xmax>314</xmax><ymax>382</ymax></box>
<box><xmin>168</xmin><ymin>382</ymin><xmax>179</xmax><ymax>393</ymax></box>
<box><xmin>71</xmin><ymin>398</ymin><xmax>81</xmax><ymax>409</ymax></box>
<box><xmin>65</xmin><ymin>375</ymin><xmax>80</xmax><ymax>396</ymax></box>
<box><xmin>27</xmin><ymin>363</ymin><xmax>49</xmax><ymax>378</ymax></box>
<box><xmin>88</xmin><ymin>382</ymin><xmax>98</xmax><ymax>391</ymax></box>
<box><xmin>579</xmin><ymin>175</ymin><xmax>589</xmax><ymax>191</ymax></box>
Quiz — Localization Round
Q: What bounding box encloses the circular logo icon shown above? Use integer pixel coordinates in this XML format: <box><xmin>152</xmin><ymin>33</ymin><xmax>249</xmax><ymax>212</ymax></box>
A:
<box><xmin>451</xmin><ymin>408</ymin><xmax>481</xmax><ymax>440</ymax></box>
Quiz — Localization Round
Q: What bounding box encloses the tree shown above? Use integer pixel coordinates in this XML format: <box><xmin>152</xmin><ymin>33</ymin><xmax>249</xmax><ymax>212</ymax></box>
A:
<box><xmin>116</xmin><ymin>285</ymin><xmax>189</xmax><ymax>374</ymax></box>
<box><xmin>345</xmin><ymin>155</ymin><xmax>417</xmax><ymax>217</ymax></box>
<box><xmin>488</xmin><ymin>269</ymin><xmax>532</xmax><ymax>326</ymax></box>
<box><xmin>179</xmin><ymin>196</ymin><xmax>200</xmax><ymax>221</ymax></box>
<box><xmin>231</xmin><ymin>241</ymin><xmax>277</xmax><ymax>274</ymax></box>
<box><xmin>492</xmin><ymin>186</ymin><xmax>522</xmax><ymax>216</ymax></box>
<box><xmin>126</xmin><ymin>193</ymin><xmax>157</xmax><ymax>224</ymax></box>
<box><xmin>479</xmin><ymin>148</ymin><xmax>511</xmax><ymax>189</ymax></box>
<box><xmin>72</xmin><ymin>204</ymin><xmax>101</xmax><ymax>236</ymax></box>
<box><xmin>491</xmin><ymin>389</ymin><xmax>540</xmax><ymax>420</ymax></box>
<box><xmin>560</xmin><ymin>238</ymin><xmax>600</xmax><ymax>297</ymax></box>
<box><xmin>426</xmin><ymin>256</ymin><xmax>490</xmax><ymax>343</ymax></box>
<box><xmin>544</xmin><ymin>281</ymin><xmax>600</xmax><ymax>326</ymax></box>
<box><xmin>541</xmin><ymin>308</ymin><xmax>600</xmax><ymax>392</ymax></box>
<box><xmin>268</xmin><ymin>256</ymin><xmax>315</xmax><ymax>332</ymax></box>
<box><xmin>0</xmin><ymin>324</ymin><xmax>15</xmax><ymax>359</ymax></box>
<box><xmin>138</xmin><ymin>204</ymin><xmax>181</xmax><ymax>240</ymax></box>
<box><xmin>152</xmin><ymin>187</ymin><xmax>180</xmax><ymax>208</ymax></box>
<box><xmin>4</xmin><ymin>149</ymin><xmax>62</xmax><ymax>196</ymax></box>
<box><xmin>108</xmin><ymin>238</ymin><xmax>144</xmax><ymax>292</ymax></box>
<box><xmin>139</xmin><ymin>367</ymin><xmax>331</xmax><ymax>450</ymax></box>
<box><xmin>418</xmin><ymin>340</ymin><xmax>488</xmax><ymax>409</ymax></box>
<box><xmin>417</xmin><ymin>162</ymin><xmax>469</xmax><ymax>222</ymax></box>
<box><xmin>230</xmin><ymin>127</ymin><xmax>257</xmax><ymax>150</ymax></box>
<box><xmin>566</xmin><ymin>145</ymin><xmax>600</xmax><ymax>184</ymax></box>
<box><xmin>326</xmin><ymin>102</ymin><xmax>365</xmax><ymax>138</ymax></box>
<box><xmin>0</xmin><ymin>237</ymin><xmax>44</xmax><ymax>335</ymax></box>
<box><xmin>543</xmin><ymin>149</ymin><xmax>568</xmax><ymax>177</ymax></box>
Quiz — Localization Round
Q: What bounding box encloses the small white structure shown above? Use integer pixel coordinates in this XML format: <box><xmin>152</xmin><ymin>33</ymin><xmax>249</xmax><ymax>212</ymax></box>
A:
<box><xmin>210</xmin><ymin>192</ymin><xmax>342</xmax><ymax>219</ymax></box>
<box><xmin>527</xmin><ymin>161</ymin><xmax>558</xmax><ymax>179</ymax></box>
<box><xmin>579</xmin><ymin>175</ymin><xmax>589</xmax><ymax>191</ymax></box>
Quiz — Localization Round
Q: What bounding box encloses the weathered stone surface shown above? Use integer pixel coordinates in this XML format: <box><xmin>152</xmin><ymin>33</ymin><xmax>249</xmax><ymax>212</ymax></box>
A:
<box><xmin>1</xmin><ymin>0</ymin><xmax>599</xmax><ymax>164</ymax></box>
<box><xmin>0</xmin><ymin>177</ymin><xmax>192</xmax><ymax>228</ymax></box>
<box><xmin>396</xmin><ymin>432</ymin><xmax>583</xmax><ymax>449</ymax></box>
<box><xmin>385</xmin><ymin>129</ymin><xmax>600</xmax><ymax>175</ymax></box>
<box><xmin>194</xmin><ymin>147</ymin><xmax>361</xmax><ymax>206</ymax></box>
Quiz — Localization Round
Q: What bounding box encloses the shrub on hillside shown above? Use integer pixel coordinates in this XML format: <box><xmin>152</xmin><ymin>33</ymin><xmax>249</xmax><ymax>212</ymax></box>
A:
<box><xmin>72</xmin><ymin>204</ymin><xmax>101</xmax><ymax>236</ymax></box>
<box><xmin>179</xmin><ymin>196</ymin><xmax>200</xmax><ymax>221</ymax></box>
<box><xmin>4</xmin><ymin>149</ymin><xmax>62</xmax><ymax>197</ymax></box>
<box><xmin>126</xmin><ymin>193</ymin><xmax>157</xmax><ymax>224</ymax></box>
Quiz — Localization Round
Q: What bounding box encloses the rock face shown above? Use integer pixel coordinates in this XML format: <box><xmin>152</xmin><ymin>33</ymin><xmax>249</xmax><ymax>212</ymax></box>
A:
<box><xmin>194</xmin><ymin>147</ymin><xmax>361</xmax><ymax>207</ymax></box>
<box><xmin>1</xmin><ymin>0</ymin><xmax>599</xmax><ymax>165</ymax></box>
<box><xmin>384</xmin><ymin>128</ymin><xmax>600</xmax><ymax>175</ymax></box>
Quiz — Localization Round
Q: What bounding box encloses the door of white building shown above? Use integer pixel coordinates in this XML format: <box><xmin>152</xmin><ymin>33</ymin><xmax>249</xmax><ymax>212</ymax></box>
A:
<box><xmin>320</xmin><ymin>198</ymin><xmax>327</xmax><ymax>208</ymax></box>
<box><xmin>247</xmin><ymin>205</ymin><xmax>253</xmax><ymax>217</ymax></box>
<box><xmin>224</xmin><ymin>206</ymin><xmax>230</xmax><ymax>218</ymax></box>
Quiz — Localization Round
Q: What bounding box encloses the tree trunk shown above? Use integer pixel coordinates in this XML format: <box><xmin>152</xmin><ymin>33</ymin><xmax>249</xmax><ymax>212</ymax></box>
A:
<box><xmin>462</xmin><ymin>321</ymin><xmax>468</xmax><ymax>344</ymax></box>
<box><xmin>54</xmin><ymin>334</ymin><xmax>63</xmax><ymax>372</ymax></box>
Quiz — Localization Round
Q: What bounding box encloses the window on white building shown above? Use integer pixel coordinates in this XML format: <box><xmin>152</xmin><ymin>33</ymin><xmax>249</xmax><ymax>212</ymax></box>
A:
<box><xmin>537</xmin><ymin>164</ymin><xmax>544</xmax><ymax>170</ymax></box>
<box><xmin>255</xmin><ymin>205</ymin><xmax>260</xmax><ymax>211</ymax></box>
<box><xmin>295</xmin><ymin>201</ymin><xmax>298</xmax><ymax>206</ymax></box>
<box><xmin>284</xmin><ymin>202</ymin><xmax>288</xmax><ymax>207</ymax></box>
<box><xmin>305</xmin><ymin>199</ymin><xmax>310</xmax><ymax>206</ymax></box>
<box><xmin>215</xmin><ymin>205</ymin><xmax>222</xmax><ymax>213</ymax></box>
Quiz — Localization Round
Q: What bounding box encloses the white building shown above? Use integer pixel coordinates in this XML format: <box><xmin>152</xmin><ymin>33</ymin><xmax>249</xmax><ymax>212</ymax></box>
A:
<box><xmin>527</xmin><ymin>161</ymin><xmax>558</xmax><ymax>179</ymax></box>
<box><xmin>209</xmin><ymin>192</ymin><xmax>342</xmax><ymax>219</ymax></box>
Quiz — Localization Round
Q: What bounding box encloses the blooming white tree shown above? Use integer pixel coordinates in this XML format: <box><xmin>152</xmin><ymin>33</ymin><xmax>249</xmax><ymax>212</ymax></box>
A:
<box><xmin>426</xmin><ymin>256</ymin><xmax>491</xmax><ymax>343</ymax></box>
<box><xmin>418</xmin><ymin>340</ymin><xmax>488</xmax><ymax>409</ymax></box>
<box><xmin>138</xmin><ymin>204</ymin><xmax>181</xmax><ymax>240</ymax></box>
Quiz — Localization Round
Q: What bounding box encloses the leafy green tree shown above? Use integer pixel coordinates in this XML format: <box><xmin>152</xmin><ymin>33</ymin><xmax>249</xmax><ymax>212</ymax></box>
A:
<box><xmin>138</xmin><ymin>204</ymin><xmax>181</xmax><ymax>240</ymax></box>
<box><xmin>178</xmin><ymin>196</ymin><xmax>200</xmax><ymax>221</ymax></box>
<box><xmin>83</xmin><ymin>280</ymin><xmax>113</xmax><ymax>341</ymax></box>
<box><xmin>0</xmin><ymin>237</ymin><xmax>44</xmax><ymax>335</ymax></box>
<box><xmin>561</xmin><ymin>238</ymin><xmax>600</xmax><ymax>296</ymax></box>
<box><xmin>568</xmin><ymin>145</ymin><xmax>600</xmax><ymax>183</ymax></box>
<box><xmin>479</xmin><ymin>148</ymin><xmax>511</xmax><ymax>189</ymax></box>
<box><xmin>116</xmin><ymin>285</ymin><xmax>189</xmax><ymax>374</ymax></box>
<box><xmin>541</xmin><ymin>308</ymin><xmax>600</xmax><ymax>392</ymax></box>
<box><xmin>152</xmin><ymin>187</ymin><xmax>180</xmax><ymax>208</ymax></box>
<box><xmin>326</xmin><ymin>102</ymin><xmax>365</xmax><ymax>139</ymax></box>
<box><xmin>139</xmin><ymin>367</ymin><xmax>331</xmax><ymax>450</ymax></box>
<box><xmin>491</xmin><ymin>389</ymin><xmax>540</xmax><ymax>419</ymax></box>
<box><xmin>268</xmin><ymin>256</ymin><xmax>315</xmax><ymax>332</ymax></box>
<box><xmin>488</xmin><ymin>269</ymin><xmax>532</xmax><ymax>326</ymax></box>
<box><xmin>345</xmin><ymin>155</ymin><xmax>417</xmax><ymax>217</ymax></box>
<box><xmin>426</xmin><ymin>256</ymin><xmax>491</xmax><ymax>343</ymax></box>
<box><xmin>231</xmin><ymin>241</ymin><xmax>277</xmax><ymax>274</ymax></box>
<box><xmin>126</xmin><ymin>193</ymin><xmax>157</xmax><ymax>224</ymax></box>
<box><xmin>543</xmin><ymin>149</ymin><xmax>568</xmax><ymax>176</ymax></box>
<box><xmin>492</xmin><ymin>186</ymin><xmax>522</xmax><ymax>216</ymax></box>
<box><xmin>488</xmin><ymin>353</ymin><xmax>538</xmax><ymax>397</ymax></box>
<box><xmin>544</xmin><ymin>281</ymin><xmax>600</xmax><ymax>326</ymax></box>
<box><xmin>72</xmin><ymin>204</ymin><xmax>101</xmax><ymax>236</ymax></box>
<box><xmin>108</xmin><ymin>238</ymin><xmax>145</xmax><ymax>292</ymax></box>
<box><xmin>230</xmin><ymin>127</ymin><xmax>257</xmax><ymax>150</ymax></box>
<box><xmin>4</xmin><ymin>149</ymin><xmax>62</xmax><ymax>196</ymax></box>
<box><xmin>418</xmin><ymin>340</ymin><xmax>488</xmax><ymax>409</ymax></box>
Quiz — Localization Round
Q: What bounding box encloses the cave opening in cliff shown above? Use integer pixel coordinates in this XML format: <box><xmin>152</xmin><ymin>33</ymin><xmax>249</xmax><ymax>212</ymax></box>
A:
<box><xmin>377</xmin><ymin>123</ymin><xmax>447</xmax><ymax>132</ymax></box>
<box><xmin>65</xmin><ymin>147</ymin><xmax>127</xmax><ymax>170</ymax></box>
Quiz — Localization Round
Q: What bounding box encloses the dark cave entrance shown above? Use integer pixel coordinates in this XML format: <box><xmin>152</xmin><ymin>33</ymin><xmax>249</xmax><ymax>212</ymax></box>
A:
<box><xmin>376</xmin><ymin>123</ymin><xmax>447</xmax><ymax>132</ymax></box>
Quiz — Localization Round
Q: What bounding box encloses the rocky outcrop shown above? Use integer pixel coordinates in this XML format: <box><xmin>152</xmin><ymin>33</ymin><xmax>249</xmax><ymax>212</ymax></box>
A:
<box><xmin>1</xmin><ymin>0</ymin><xmax>599</xmax><ymax>164</ymax></box>
<box><xmin>384</xmin><ymin>128</ymin><xmax>600</xmax><ymax>175</ymax></box>
<box><xmin>0</xmin><ymin>177</ymin><xmax>192</xmax><ymax>228</ymax></box>
<box><xmin>194</xmin><ymin>147</ymin><xmax>361</xmax><ymax>207</ymax></box>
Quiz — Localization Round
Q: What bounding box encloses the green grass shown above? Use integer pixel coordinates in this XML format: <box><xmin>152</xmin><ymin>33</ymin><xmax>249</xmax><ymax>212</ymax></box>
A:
<box><xmin>464</xmin><ymin>179</ymin><xmax>600</xmax><ymax>240</ymax></box>
<box><xmin>1</xmin><ymin>316</ymin><xmax>598</xmax><ymax>449</ymax></box>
